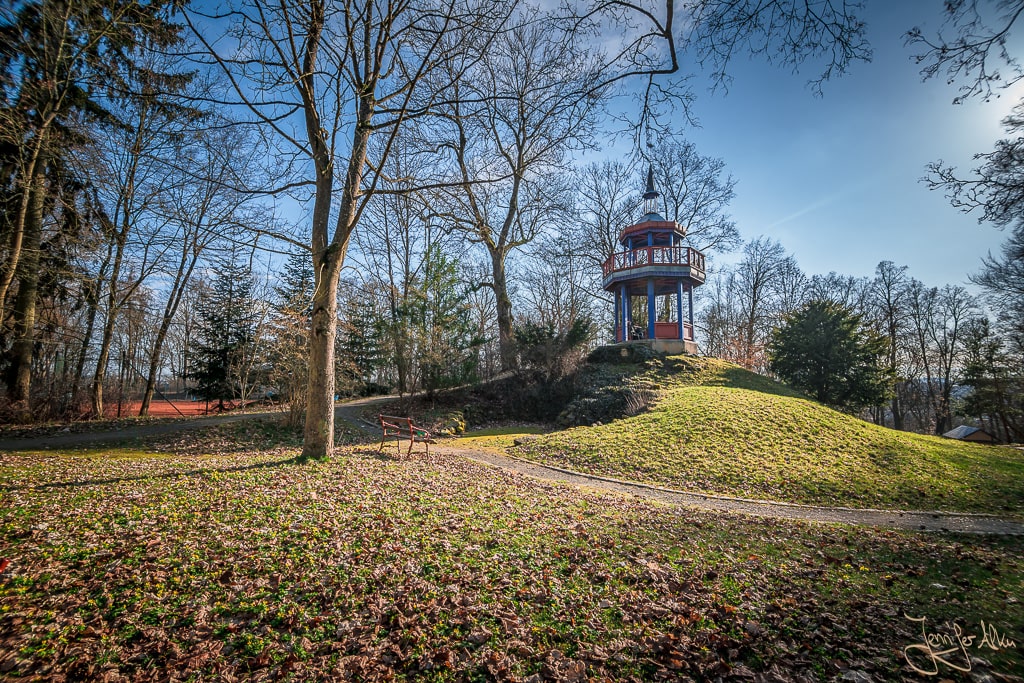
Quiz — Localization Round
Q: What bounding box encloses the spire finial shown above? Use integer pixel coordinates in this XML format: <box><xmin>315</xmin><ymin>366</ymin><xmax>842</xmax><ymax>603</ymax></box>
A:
<box><xmin>642</xmin><ymin>166</ymin><xmax>660</xmax><ymax>217</ymax></box>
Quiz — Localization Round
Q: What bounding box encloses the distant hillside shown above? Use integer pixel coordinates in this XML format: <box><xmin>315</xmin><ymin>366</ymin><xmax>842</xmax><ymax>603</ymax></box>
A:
<box><xmin>512</xmin><ymin>355</ymin><xmax>1024</xmax><ymax>515</ymax></box>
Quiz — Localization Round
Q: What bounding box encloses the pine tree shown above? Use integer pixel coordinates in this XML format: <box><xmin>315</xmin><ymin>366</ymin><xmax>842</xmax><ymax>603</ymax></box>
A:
<box><xmin>401</xmin><ymin>245</ymin><xmax>483</xmax><ymax>395</ymax></box>
<box><xmin>961</xmin><ymin>318</ymin><xmax>1023</xmax><ymax>443</ymax></box>
<box><xmin>768</xmin><ymin>300</ymin><xmax>892</xmax><ymax>412</ymax></box>
<box><xmin>267</xmin><ymin>250</ymin><xmax>314</xmax><ymax>425</ymax></box>
<box><xmin>187</xmin><ymin>256</ymin><xmax>259</xmax><ymax>410</ymax></box>
<box><xmin>338</xmin><ymin>290</ymin><xmax>384</xmax><ymax>396</ymax></box>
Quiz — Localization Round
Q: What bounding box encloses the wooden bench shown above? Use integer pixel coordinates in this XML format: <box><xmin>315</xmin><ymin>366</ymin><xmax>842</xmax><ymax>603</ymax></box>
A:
<box><xmin>378</xmin><ymin>414</ymin><xmax>435</xmax><ymax>456</ymax></box>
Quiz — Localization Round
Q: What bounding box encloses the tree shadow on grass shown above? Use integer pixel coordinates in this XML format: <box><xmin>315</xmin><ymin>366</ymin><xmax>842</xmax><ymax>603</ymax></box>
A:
<box><xmin>350</xmin><ymin>443</ymin><xmax>433</xmax><ymax>462</ymax></box>
<box><xmin>2</xmin><ymin>454</ymin><xmax>306</xmax><ymax>492</ymax></box>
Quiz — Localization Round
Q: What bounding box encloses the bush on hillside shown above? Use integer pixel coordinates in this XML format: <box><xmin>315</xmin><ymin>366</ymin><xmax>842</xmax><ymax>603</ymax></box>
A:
<box><xmin>515</xmin><ymin>318</ymin><xmax>594</xmax><ymax>381</ymax></box>
<box><xmin>768</xmin><ymin>300</ymin><xmax>892</xmax><ymax>412</ymax></box>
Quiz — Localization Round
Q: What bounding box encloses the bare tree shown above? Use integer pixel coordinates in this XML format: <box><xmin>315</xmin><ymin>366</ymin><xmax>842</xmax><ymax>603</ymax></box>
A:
<box><xmin>565</xmin><ymin>0</ymin><xmax>870</xmax><ymax>139</ymax></box>
<box><xmin>649</xmin><ymin>136</ymin><xmax>739</xmax><ymax>253</ymax></box>
<box><xmin>907</xmin><ymin>0</ymin><xmax>1024</xmax><ymax>104</ymax></box>
<box><xmin>574</xmin><ymin>160</ymin><xmax>638</xmax><ymax>276</ymax></box>
<box><xmin>869</xmin><ymin>261</ymin><xmax>912</xmax><ymax>430</ymax></box>
<box><xmin>930</xmin><ymin>284</ymin><xmax>979</xmax><ymax>435</ymax></box>
<box><xmin>697</xmin><ymin>237</ymin><xmax>802</xmax><ymax>370</ymax></box>
<box><xmin>183</xmin><ymin>0</ymin><xmax>515</xmax><ymax>459</ymax></box>
<box><xmin>906</xmin><ymin>281</ymin><xmax>979</xmax><ymax>435</ymax></box>
<box><xmin>439</xmin><ymin>16</ymin><xmax>604</xmax><ymax>371</ymax></box>
<box><xmin>806</xmin><ymin>272</ymin><xmax>871</xmax><ymax>312</ymax></box>
<box><xmin>76</xmin><ymin>71</ymin><xmax>191</xmax><ymax>419</ymax></box>
<box><xmin>138</xmin><ymin>122</ymin><xmax>259</xmax><ymax>416</ymax></box>
<box><xmin>731</xmin><ymin>237</ymin><xmax>799</xmax><ymax>372</ymax></box>
<box><xmin>352</xmin><ymin>141</ymin><xmax>462</xmax><ymax>395</ymax></box>
<box><xmin>519</xmin><ymin>232</ymin><xmax>594</xmax><ymax>333</ymax></box>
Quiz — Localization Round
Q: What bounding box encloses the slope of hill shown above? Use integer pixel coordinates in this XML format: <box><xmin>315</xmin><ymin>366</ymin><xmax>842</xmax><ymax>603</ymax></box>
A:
<box><xmin>512</xmin><ymin>356</ymin><xmax>1024</xmax><ymax>515</ymax></box>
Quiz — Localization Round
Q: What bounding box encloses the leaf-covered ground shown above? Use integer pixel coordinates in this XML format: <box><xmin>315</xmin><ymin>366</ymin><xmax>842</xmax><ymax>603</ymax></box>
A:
<box><xmin>1</xmin><ymin>424</ymin><xmax>1022</xmax><ymax>682</ymax></box>
<box><xmin>511</xmin><ymin>357</ymin><xmax>1024</xmax><ymax>515</ymax></box>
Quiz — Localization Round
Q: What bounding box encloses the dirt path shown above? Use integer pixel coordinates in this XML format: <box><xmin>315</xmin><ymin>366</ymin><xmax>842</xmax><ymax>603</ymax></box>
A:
<box><xmin>5</xmin><ymin>396</ymin><xmax>1023</xmax><ymax>535</ymax></box>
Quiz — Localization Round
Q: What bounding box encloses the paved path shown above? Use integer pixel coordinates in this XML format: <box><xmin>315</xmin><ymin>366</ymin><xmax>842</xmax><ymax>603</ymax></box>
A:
<box><xmin>4</xmin><ymin>396</ymin><xmax>1023</xmax><ymax>535</ymax></box>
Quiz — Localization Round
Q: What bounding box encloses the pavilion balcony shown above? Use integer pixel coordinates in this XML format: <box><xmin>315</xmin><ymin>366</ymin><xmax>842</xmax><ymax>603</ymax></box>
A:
<box><xmin>601</xmin><ymin>245</ymin><xmax>706</xmax><ymax>288</ymax></box>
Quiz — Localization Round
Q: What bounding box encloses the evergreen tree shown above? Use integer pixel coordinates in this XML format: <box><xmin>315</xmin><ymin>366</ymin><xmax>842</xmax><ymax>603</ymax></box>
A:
<box><xmin>400</xmin><ymin>246</ymin><xmax>483</xmax><ymax>395</ymax></box>
<box><xmin>515</xmin><ymin>317</ymin><xmax>594</xmax><ymax>382</ymax></box>
<box><xmin>187</xmin><ymin>256</ymin><xmax>259</xmax><ymax>410</ymax></box>
<box><xmin>267</xmin><ymin>249</ymin><xmax>314</xmax><ymax>424</ymax></box>
<box><xmin>768</xmin><ymin>300</ymin><xmax>892</xmax><ymax>412</ymax></box>
<box><xmin>961</xmin><ymin>318</ymin><xmax>1023</xmax><ymax>443</ymax></box>
<box><xmin>337</xmin><ymin>285</ymin><xmax>383</xmax><ymax>396</ymax></box>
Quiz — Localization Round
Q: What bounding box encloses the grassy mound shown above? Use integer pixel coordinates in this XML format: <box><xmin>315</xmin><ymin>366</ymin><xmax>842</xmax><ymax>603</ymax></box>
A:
<box><xmin>512</xmin><ymin>356</ymin><xmax>1024</xmax><ymax>515</ymax></box>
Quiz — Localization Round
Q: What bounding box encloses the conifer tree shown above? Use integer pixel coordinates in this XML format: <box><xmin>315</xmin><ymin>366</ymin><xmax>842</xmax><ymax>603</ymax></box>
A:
<box><xmin>268</xmin><ymin>249</ymin><xmax>314</xmax><ymax>425</ymax></box>
<box><xmin>402</xmin><ymin>245</ymin><xmax>483</xmax><ymax>395</ymax></box>
<box><xmin>337</xmin><ymin>288</ymin><xmax>383</xmax><ymax>396</ymax></box>
<box><xmin>187</xmin><ymin>256</ymin><xmax>259</xmax><ymax>411</ymax></box>
<box><xmin>768</xmin><ymin>300</ymin><xmax>891</xmax><ymax>412</ymax></box>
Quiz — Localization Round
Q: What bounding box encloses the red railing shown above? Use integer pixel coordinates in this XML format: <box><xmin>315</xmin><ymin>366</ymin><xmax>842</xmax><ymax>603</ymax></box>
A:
<box><xmin>653</xmin><ymin>321</ymin><xmax>696</xmax><ymax>341</ymax></box>
<box><xmin>619</xmin><ymin>321</ymin><xmax>695</xmax><ymax>342</ymax></box>
<box><xmin>602</xmin><ymin>246</ymin><xmax>706</xmax><ymax>278</ymax></box>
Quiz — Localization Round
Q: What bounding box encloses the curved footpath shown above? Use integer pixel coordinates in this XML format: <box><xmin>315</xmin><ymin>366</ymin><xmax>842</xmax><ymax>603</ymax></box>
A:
<box><xmin>2</xmin><ymin>396</ymin><xmax>1021</xmax><ymax>535</ymax></box>
<box><xmin>437</xmin><ymin>446</ymin><xmax>1024</xmax><ymax>535</ymax></box>
<box><xmin>334</xmin><ymin>396</ymin><xmax>1024</xmax><ymax>536</ymax></box>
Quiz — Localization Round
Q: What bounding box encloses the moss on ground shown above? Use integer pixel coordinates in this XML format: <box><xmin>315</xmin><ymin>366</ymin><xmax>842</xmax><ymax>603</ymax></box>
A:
<box><xmin>0</xmin><ymin>445</ymin><xmax>1020</xmax><ymax>680</ymax></box>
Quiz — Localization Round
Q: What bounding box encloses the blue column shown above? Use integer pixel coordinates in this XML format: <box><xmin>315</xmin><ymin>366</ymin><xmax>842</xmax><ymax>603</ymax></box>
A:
<box><xmin>621</xmin><ymin>283</ymin><xmax>629</xmax><ymax>340</ymax></box>
<box><xmin>647</xmin><ymin>278</ymin><xmax>656</xmax><ymax>340</ymax></box>
<box><xmin>677</xmin><ymin>280</ymin><xmax>684</xmax><ymax>340</ymax></box>
<box><xmin>647</xmin><ymin>232</ymin><xmax>653</xmax><ymax>247</ymax></box>
<box><xmin>613</xmin><ymin>287</ymin><xmax>620</xmax><ymax>342</ymax></box>
<box><xmin>688</xmin><ymin>285</ymin><xmax>695</xmax><ymax>339</ymax></box>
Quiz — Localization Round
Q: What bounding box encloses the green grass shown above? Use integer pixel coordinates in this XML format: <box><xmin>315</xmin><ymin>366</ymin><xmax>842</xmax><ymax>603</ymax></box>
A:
<box><xmin>449</xmin><ymin>425</ymin><xmax>550</xmax><ymax>450</ymax></box>
<box><xmin>513</xmin><ymin>356</ymin><xmax>1024</xmax><ymax>515</ymax></box>
<box><xmin>0</xmin><ymin>441</ymin><xmax>1021</xmax><ymax>681</ymax></box>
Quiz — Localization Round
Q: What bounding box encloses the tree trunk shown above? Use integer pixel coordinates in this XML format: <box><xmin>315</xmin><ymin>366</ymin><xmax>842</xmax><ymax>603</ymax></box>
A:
<box><xmin>490</xmin><ymin>248</ymin><xmax>516</xmax><ymax>372</ymax></box>
<box><xmin>140</xmin><ymin>254</ymin><xmax>198</xmax><ymax>415</ymax></box>
<box><xmin>302</xmin><ymin>246</ymin><xmax>343</xmax><ymax>460</ymax></box>
<box><xmin>92</xmin><ymin>320</ymin><xmax>114</xmax><ymax>419</ymax></box>
<box><xmin>0</xmin><ymin>127</ymin><xmax>51</xmax><ymax>319</ymax></box>
<box><xmin>7</xmin><ymin>168</ymin><xmax>46</xmax><ymax>414</ymax></box>
<box><xmin>935</xmin><ymin>390</ymin><xmax>952</xmax><ymax>436</ymax></box>
<box><xmin>891</xmin><ymin>394</ymin><xmax>904</xmax><ymax>431</ymax></box>
<box><xmin>71</xmin><ymin>276</ymin><xmax>102</xmax><ymax>409</ymax></box>
<box><xmin>139</xmin><ymin>315</ymin><xmax>172</xmax><ymax>416</ymax></box>
<box><xmin>92</xmin><ymin>240</ymin><xmax>128</xmax><ymax>419</ymax></box>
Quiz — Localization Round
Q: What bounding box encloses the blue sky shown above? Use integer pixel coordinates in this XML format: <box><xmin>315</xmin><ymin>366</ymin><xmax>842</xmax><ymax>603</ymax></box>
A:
<box><xmin>661</xmin><ymin>1</ymin><xmax>1018</xmax><ymax>290</ymax></box>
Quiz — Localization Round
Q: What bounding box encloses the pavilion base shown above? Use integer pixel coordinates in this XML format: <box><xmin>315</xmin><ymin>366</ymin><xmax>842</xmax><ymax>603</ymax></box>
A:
<box><xmin>610</xmin><ymin>339</ymin><xmax>698</xmax><ymax>356</ymax></box>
